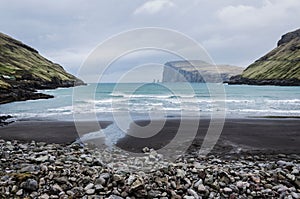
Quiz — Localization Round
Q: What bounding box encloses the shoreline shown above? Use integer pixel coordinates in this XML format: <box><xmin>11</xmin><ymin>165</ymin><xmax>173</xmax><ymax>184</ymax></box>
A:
<box><xmin>0</xmin><ymin>117</ymin><xmax>299</xmax><ymax>157</ymax></box>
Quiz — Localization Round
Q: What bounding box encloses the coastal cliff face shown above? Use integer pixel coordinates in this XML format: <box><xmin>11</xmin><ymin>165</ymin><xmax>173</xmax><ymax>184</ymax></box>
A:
<box><xmin>162</xmin><ymin>60</ymin><xmax>243</xmax><ymax>83</ymax></box>
<box><xmin>227</xmin><ymin>28</ymin><xmax>300</xmax><ymax>86</ymax></box>
<box><xmin>0</xmin><ymin>32</ymin><xmax>85</xmax><ymax>104</ymax></box>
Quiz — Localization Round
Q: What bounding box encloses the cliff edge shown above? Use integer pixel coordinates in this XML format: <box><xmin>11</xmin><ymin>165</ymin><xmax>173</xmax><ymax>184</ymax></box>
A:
<box><xmin>162</xmin><ymin>60</ymin><xmax>243</xmax><ymax>83</ymax></box>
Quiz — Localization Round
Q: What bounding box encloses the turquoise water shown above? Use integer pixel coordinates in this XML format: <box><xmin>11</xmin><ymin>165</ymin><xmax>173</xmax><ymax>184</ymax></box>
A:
<box><xmin>0</xmin><ymin>83</ymin><xmax>300</xmax><ymax>120</ymax></box>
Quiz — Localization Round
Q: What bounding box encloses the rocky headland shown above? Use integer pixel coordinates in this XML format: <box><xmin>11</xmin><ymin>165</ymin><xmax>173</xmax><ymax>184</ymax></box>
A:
<box><xmin>162</xmin><ymin>60</ymin><xmax>243</xmax><ymax>83</ymax></box>
<box><xmin>0</xmin><ymin>32</ymin><xmax>85</xmax><ymax>104</ymax></box>
<box><xmin>226</xmin><ymin>28</ymin><xmax>300</xmax><ymax>86</ymax></box>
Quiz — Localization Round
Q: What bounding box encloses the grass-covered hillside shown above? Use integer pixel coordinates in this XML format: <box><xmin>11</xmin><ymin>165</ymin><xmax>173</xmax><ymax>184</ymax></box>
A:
<box><xmin>0</xmin><ymin>32</ymin><xmax>84</xmax><ymax>104</ymax></box>
<box><xmin>228</xmin><ymin>28</ymin><xmax>300</xmax><ymax>86</ymax></box>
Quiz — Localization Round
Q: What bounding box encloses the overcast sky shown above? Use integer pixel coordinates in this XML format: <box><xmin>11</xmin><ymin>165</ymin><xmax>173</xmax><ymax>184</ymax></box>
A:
<box><xmin>1</xmin><ymin>0</ymin><xmax>300</xmax><ymax>82</ymax></box>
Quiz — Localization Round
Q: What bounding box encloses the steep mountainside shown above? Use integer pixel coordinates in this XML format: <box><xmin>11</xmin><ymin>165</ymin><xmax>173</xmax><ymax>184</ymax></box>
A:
<box><xmin>227</xmin><ymin>28</ymin><xmax>300</xmax><ymax>86</ymax></box>
<box><xmin>162</xmin><ymin>60</ymin><xmax>243</xmax><ymax>83</ymax></box>
<box><xmin>0</xmin><ymin>32</ymin><xmax>84</xmax><ymax>104</ymax></box>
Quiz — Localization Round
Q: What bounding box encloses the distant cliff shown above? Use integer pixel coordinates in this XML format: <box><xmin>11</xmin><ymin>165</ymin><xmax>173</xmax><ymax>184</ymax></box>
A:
<box><xmin>0</xmin><ymin>32</ymin><xmax>85</xmax><ymax>104</ymax></box>
<box><xmin>227</xmin><ymin>28</ymin><xmax>300</xmax><ymax>86</ymax></box>
<box><xmin>162</xmin><ymin>60</ymin><xmax>243</xmax><ymax>83</ymax></box>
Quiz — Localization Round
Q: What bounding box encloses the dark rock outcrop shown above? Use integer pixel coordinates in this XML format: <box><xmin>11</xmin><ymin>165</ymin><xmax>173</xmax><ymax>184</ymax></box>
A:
<box><xmin>226</xmin><ymin>28</ymin><xmax>300</xmax><ymax>86</ymax></box>
<box><xmin>0</xmin><ymin>32</ymin><xmax>85</xmax><ymax>104</ymax></box>
<box><xmin>162</xmin><ymin>60</ymin><xmax>243</xmax><ymax>83</ymax></box>
<box><xmin>0</xmin><ymin>115</ymin><xmax>13</xmax><ymax>126</ymax></box>
<box><xmin>225</xmin><ymin>75</ymin><xmax>300</xmax><ymax>86</ymax></box>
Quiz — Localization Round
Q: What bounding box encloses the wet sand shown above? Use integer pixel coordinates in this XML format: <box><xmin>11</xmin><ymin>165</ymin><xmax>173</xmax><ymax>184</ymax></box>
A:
<box><xmin>116</xmin><ymin>118</ymin><xmax>300</xmax><ymax>155</ymax></box>
<box><xmin>0</xmin><ymin>121</ymin><xmax>112</xmax><ymax>144</ymax></box>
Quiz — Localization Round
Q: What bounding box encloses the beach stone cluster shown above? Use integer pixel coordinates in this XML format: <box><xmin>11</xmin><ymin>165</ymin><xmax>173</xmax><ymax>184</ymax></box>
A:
<box><xmin>0</xmin><ymin>140</ymin><xmax>299</xmax><ymax>198</ymax></box>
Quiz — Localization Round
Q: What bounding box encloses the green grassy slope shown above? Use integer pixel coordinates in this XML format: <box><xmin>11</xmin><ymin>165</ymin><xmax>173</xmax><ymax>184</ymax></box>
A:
<box><xmin>242</xmin><ymin>29</ymin><xmax>300</xmax><ymax>80</ymax></box>
<box><xmin>0</xmin><ymin>32</ymin><xmax>83</xmax><ymax>89</ymax></box>
<box><xmin>0</xmin><ymin>32</ymin><xmax>84</xmax><ymax>103</ymax></box>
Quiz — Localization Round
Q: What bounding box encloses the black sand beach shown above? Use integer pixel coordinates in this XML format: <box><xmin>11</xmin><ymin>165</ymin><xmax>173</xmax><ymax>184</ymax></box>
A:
<box><xmin>0</xmin><ymin>118</ymin><xmax>299</xmax><ymax>156</ymax></box>
<box><xmin>0</xmin><ymin>121</ymin><xmax>112</xmax><ymax>144</ymax></box>
<box><xmin>118</xmin><ymin>118</ymin><xmax>300</xmax><ymax>155</ymax></box>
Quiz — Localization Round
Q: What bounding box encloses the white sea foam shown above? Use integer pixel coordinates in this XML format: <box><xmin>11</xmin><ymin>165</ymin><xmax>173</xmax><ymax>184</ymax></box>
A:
<box><xmin>238</xmin><ymin>109</ymin><xmax>300</xmax><ymax>114</ymax></box>
<box><xmin>109</xmin><ymin>92</ymin><xmax>189</xmax><ymax>99</ymax></box>
<box><xmin>265</xmin><ymin>99</ymin><xmax>300</xmax><ymax>104</ymax></box>
<box><xmin>48</xmin><ymin>106</ymin><xmax>73</xmax><ymax>112</ymax></box>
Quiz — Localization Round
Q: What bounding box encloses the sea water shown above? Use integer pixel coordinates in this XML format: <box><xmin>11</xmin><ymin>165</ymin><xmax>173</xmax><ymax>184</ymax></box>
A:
<box><xmin>1</xmin><ymin>83</ymin><xmax>299</xmax><ymax>119</ymax></box>
<box><xmin>1</xmin><ymin>83</ymin><xmax>299</xmax><ymax>145</ymax></box>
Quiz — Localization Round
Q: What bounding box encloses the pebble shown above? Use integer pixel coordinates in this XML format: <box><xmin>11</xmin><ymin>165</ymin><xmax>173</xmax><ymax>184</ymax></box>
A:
<box><xmin>85</xmin><ymin>188</ymin><xmax>95</xmax><ymax>195</ymax></box>
<box><xmin>95</xmin><ymin>176</ymin><xmax>106</xmax><ymax>185</ymax></box>
<box><xmin>194</xmin><ymin>179</ymin><xmax>203</xmax><ymax>188</ymax></box>
<box><xmin>40</xmin><ymin>193</ymin><xmax>50</xmax><ymax>199</ymax></box>
<box><xmin>277</xmin><ymin>160</ymin><xmax>293</xmax><ymax>166</ymax></box>
<box><xmin>188</xmin><ymin>188</ymin><xmax>199</xmax><ymax>199</ymax></box>
<box><xmin>11</xmin><ymin>185</ymin><xmax>17</xmax><ymax>193</ymax></box>
<box><xmin>197</xmin><ymin>184</ymin><xmax>206</xmax><ymax>192</ymax></box>
<box><xmin>291</xmin><ymin>192</ymin><xmax>300</xmax><ymax>199</ymax></box>
<box><xmin>287</xmin><ymin>174</ymin><xmax>296</xmax><ymax>181</ymax></box>
<box><xmin>16</xmin><ymin>189</ymin><xmax>23</xmax><ymax>196</ymax></box>
<box><xmin>278</xmin><ymin>185</ymin><xmax>288</xmax><ymax>192</ymax></box>
<box><xmin>224</xmin><ymin>187</ymin><xmax>233</xmax><ymax>193</ymax></box>
<box><xmin>35</xmin><ymin>155</ymin><xmax>48</xmax><ymax>162</ymax></box>
<box><xmin>126</xmin><ymin>175</ymin><xmax>135</xmax><ymax>185</ymax></box>
<box><xmin>51</xmin><ymin>184</ymin><xmax>63</xmax><ymax>193</ymax></box>
<box><xmin>183</xmin><ymin>196</ymin><xmax>196</xmax><ymax>199</ymax></box>
<box><xmin>22</xmin><ymin>179</ymin><xmax>38</xmax><ymax>191</ymax></box>
<box><xmin>176</xmin><ymin>169</ymin><xmax>186</xmax><ymax>178</ymax></box>
<box><xmin>95</xmin><ymin>184</ymin><xmax>104</xmax><ymax>191</ymax></box>
<box><xmin>130</xmin><ymin>177</ymin><xmax>144</xmax><ymax>191</ymax></box>
<box><xmin>84</xmin><ymin>183</ymin><xmax>94</xmax><ymax>190</ymax></box>
<box><xmin>292</xmin><ymin>169</ymin><xmax>299</xmax><ymax>175</ymax></box>
<box><xmin>0</xmin><ymin>140</ymin><xmax>299</xmax><ymax>198</ymax></box>
<box><xmin>108</xmin><ymin>195</ymin><xmax>123</xmax><ymax>199</ymax></box>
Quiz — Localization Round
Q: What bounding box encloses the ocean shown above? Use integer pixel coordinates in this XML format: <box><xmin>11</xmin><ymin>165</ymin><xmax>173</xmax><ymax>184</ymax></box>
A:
<box><xmin>1</xmin><ymin>83</ymin><xmax>299</xmax><ymax>120</ymax></box>
<box><xmin>1</xmin><ymin>83</ymin><xmax>299</xmax><ymax>145</ymax></box>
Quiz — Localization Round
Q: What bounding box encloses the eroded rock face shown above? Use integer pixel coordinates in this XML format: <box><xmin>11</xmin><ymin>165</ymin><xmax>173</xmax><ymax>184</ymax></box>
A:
<box><xmin>227</xmin><ymin>28</ymin><xmax>300</xmax><ymax>86</ymax></box>
<box><xmin>0</xmin><ymin>32</ymin><xmax>85</xmax><ymax>104</ymax></box>
<box><xmin>277</xmin><ymin>28</ymin><xmax>300</xmax><ymax>46</ymax></box>
<box><xmin>162</xmin><ymin>60</ymin><xmax>243</xmax><ymax>83</ymax></box>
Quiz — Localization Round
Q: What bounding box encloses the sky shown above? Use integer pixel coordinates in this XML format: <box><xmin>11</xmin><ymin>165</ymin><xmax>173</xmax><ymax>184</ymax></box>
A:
<box><xmin>1</xmin><ymin>0</ymin><xmax>300</xmax><ymax>82</ymax></box>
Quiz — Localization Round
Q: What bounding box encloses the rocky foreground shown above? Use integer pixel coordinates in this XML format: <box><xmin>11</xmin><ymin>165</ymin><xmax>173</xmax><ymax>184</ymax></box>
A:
<box><xmin>0</xmin><ymin>140</ymin><xmax>299</xmax><ymax>199</ymax></box>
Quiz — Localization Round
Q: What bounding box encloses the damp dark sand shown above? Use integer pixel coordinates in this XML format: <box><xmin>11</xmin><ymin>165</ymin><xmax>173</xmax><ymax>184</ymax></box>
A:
<box><xmin>0</xmin><ymin>118</ymin><xmax>299</xmax><ymax>156</ymax></box>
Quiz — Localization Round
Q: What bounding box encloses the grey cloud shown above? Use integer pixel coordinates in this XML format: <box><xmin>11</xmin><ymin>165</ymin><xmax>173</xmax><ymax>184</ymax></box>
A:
<box><xmin>0</xmin><ymin>0</ymin><xmax>299</xmax><ymax>82</ymax></box>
